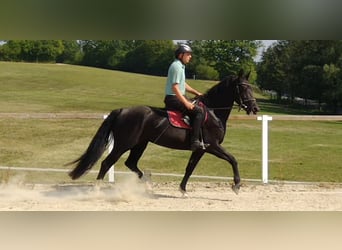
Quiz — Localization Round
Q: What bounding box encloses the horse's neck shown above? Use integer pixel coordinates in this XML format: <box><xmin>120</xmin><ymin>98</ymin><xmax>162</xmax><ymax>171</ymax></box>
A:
<box><xmin>202</xmin><ymin>81</ymin><xmax>236</xmax><ymax>131</ymax></box>
<box><xmin>214</xmin><ymin>109</ymin><xmax>232</xmax><ymax>134</ymax></box>
<box><xmin>203</xmin><ymin>96</ymin><xmax>234</xmax><ymax>127</ymax></box>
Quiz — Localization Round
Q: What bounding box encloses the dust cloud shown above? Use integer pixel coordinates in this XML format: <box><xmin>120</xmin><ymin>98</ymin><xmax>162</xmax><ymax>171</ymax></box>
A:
<box><xmin>1</xmin><ymin>172</ymin><xmax>342</xmax><ymax>211</ymax></box>
<box><xmin>0</xmin><ymin>172</ymin><xmax>152</xmax><ymax>210</ymax></box>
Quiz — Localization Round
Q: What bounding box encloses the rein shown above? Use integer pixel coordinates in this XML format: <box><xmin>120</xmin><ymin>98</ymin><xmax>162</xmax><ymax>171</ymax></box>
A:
<box><xmin>200</xmin><ymin>82</ymin><xmax>255</xmax><ymax>112</ymax></box>
<box><xmin>208</xmin><ymin>103</ymin><xmax>250</xmax><ymax>112</ymax></box>
<box><xmin>209</xmin><ymin>106</ymin><xmax>233</xmax><ymax>111</ymax></box>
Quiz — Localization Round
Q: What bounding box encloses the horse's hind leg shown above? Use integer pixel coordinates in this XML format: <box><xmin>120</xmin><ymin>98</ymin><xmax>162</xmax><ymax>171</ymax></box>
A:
<box><xmin>125</xmin><ymin>142</ymin><xmax>148</xmax><ymax>178</ymax></box>
<box><xmin>97</xmin><ymin>148</ymin><xmax>127</xmax><ymax>180</ymax></box>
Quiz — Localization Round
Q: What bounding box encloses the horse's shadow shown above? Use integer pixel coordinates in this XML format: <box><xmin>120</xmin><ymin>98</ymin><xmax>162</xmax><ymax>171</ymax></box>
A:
<box><xmin>41</xmin><ymin>184</ymin><xmax>232</xmax><ymax>203</ymax></box>
<box><xmin>153</xmin><ymin>192</ymin><xmax>232</xmax><ymax>202</ymax></box>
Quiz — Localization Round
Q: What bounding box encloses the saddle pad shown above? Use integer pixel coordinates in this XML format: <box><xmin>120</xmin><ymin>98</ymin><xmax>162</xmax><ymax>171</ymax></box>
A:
<box><xmin>167</xmin><ymin>111</ymin><xmax>191</xmax><ymax>129</ymax></box>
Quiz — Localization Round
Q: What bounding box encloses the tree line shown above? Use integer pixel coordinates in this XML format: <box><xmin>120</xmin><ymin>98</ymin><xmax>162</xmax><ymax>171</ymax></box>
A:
<box><xmin>1</xmin><ymin>40</ymin><xmax>342</xmax><ymax>112</ymax></box>
<box><xmin>257</xmin><ymin>40</ymin><xmax>342</xmax><ymax>112</ymax></box>
<box><xmin>0</xmin><ymin>40</ymin><xmax>259</xmax><ymax>80</ymax></box>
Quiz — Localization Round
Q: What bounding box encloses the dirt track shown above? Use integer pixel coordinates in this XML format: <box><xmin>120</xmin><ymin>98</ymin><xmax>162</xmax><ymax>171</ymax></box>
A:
<box><xmin>1</xmin><ymin>174</ymin><xmax>342</xmax><ymax>211</ymax></box>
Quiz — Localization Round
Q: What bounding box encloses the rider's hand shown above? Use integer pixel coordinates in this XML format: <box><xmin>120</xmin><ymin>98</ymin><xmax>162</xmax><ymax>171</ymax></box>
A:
<box><xmin>185</xmin><ymin>101</ymin><xmax>195</xmax><ymax>110</ymax></box>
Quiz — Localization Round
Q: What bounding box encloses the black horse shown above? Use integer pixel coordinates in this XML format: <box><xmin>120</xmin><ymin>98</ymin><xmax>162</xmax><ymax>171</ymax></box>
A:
<box><xmin>68</xmin><ymin>70</ymin><xmax>259</xmax><ymax>194</ymax></box>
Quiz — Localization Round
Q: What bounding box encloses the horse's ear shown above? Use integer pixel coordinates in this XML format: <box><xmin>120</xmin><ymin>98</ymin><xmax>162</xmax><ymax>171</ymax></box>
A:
<box><xmin>246</xmin><ymin>70</ymin><xmax>251</xmax><ymax>80</ymax></box>
<box><xmin>238</xmin><ymin>69</ymin><xmax>244</xmax><ymax>78</ymax></box>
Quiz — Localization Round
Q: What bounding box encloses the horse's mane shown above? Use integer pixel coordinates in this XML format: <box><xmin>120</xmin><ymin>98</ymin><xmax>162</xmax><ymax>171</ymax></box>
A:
<box><xmin>205</xmin><ymin>75</ymin><xmax>236</xmax><ymax>96</ymax></box>
<box><xmin>200</xmin><ymin>75</ymin><xmax>237</xmax><ymax>106</ymax></box>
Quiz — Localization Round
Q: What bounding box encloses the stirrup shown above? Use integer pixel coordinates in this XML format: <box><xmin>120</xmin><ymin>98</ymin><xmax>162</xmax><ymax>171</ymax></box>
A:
<box><xmin>191</xmin><ymin>140</ymin><xmax>209</xmax><ymax>151</ymax></box>
<box><xmin>199</xmin><ymin>128</ymin><xmax>209</xmax><ymax>150</ymax></box>
<box><xmin>183</xmin><ymin>115</ymin><xmax>191</xmax><ymax>126</ymax></box>
<box><xmin>190</xmin><ymin>140</ymin><xmax>202</xmax><ymax>151</ymax></box>
<box><xmin>200</xmin><ymin>140</ymin><xmax>210</xmax><ymax>150</ymax></box>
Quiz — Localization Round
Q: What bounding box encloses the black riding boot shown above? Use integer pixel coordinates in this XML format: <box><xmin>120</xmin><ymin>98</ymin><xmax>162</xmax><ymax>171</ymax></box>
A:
<box><xmin>190</xmin><ymin>107</ymin><xmax>204</xmax><ymax>151</ymax></box>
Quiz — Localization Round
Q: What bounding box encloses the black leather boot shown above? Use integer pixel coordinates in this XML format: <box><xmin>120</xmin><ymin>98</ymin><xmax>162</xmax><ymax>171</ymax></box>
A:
<box><xmin>190</xmin><ymin>108</ymin><xmax>204</xmax><ymax>151</ymax></box>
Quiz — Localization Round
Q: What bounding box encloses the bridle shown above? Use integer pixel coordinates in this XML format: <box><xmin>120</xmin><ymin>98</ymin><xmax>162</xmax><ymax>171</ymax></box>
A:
<box><xmin>202</xmin><ymin>81</ymin><xmax>255</xmax><ymax>112</ymax></box>
<box><xmin>193</xmin><ymin>78</ymin><xmax>256</xmax><ymax>112</ymax></box>
<box><xmin>235</xmin><ymin>81</ymin><xmax>256</xmax><ymax>111</ymax></box>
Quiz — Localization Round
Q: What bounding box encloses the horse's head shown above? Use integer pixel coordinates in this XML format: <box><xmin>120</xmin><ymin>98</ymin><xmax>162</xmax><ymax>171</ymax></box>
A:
<box><xmin>202</xmin><ymin>70</ymin><xmax>260</xmax><ymax>115</ymax></box>
<box><xmin>234</xmin><ymin>70</ymin><xmax>260</xmax><ymax>115</ymax></box>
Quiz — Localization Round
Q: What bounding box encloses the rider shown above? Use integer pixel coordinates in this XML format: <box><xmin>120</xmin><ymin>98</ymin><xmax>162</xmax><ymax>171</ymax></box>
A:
<box><xmin>164</xmin><ymin>44</ymin><xmax>205</xmax><ymax>151</ymax></box>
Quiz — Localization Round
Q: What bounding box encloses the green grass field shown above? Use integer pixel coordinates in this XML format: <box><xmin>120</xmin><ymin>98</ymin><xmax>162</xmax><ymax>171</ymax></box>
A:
<box><xmin>0</xmin><ymin>62</ymin><xmax>341</xmax><ymax>184</ymax></box>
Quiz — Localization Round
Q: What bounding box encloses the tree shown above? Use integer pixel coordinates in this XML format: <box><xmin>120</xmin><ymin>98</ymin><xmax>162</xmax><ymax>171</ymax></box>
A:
<box><xmin>257</xmin><ymin>41</ymin><xmax>290</xmax><ymax>100</ymax></box>
<box><xmin>56</xmin><ymin>40</ymin><xmax>81</xmax><ymax>64</ymax></box>
<box><xmin>80</xmin><ymin>40</ymin><xmax>142</xmax><ymax>69</ymax></box>
<box><xmin>201</xmin><ymin>40</ymin><xmax>260</xmax><ymax>80</ymax></box>
<box><xmin>187</xmin><ymin>40</ymin><xmax>219</xmax><ymax>80</ymax></box>
<box><xmin>21</xmin><ymin>40</ymin><xmax>64</xmax><ymax>62</ymax></box>
<box><xmin>323</xmin><ymin>63</ymin><xmax>342</xmax><ymax>112</ymax></box>
<box><xmin>286</xmin><ymin>40</ymin><xmax>342</xmax><ymax>108</ymax></box>
<box><xmin>0</xmin><ymin>40</ymin><xmax>64</xmax><ymax>62</ymax></box>
<box><xmin>0</xmin><ymin>40</ymin><xmax>22</xmax><ymax>61</ymax></box>
<box><xmin>300</xmin><ymin>65</ymin><xmax>324</xmax><ymax>105</ymax></box>
<box><xmin>120</xmin><ymin>40</ymin><xmax>174</xmax><ymax>76</ymax></box>
<box><xmin>257</xmin><ymin>40</ymin><xmax>342</xmax><ymax>112</ymax></box>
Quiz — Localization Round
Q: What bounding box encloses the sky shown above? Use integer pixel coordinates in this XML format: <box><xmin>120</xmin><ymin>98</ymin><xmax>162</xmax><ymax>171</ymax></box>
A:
<box><xmin>255</xmin><ymin>40</ymin><xmax>277</xmax><ymax>62</ymax></box>
<box><xmin>261</xmin><ymin>40</ymin><xmax>277</xmax><ymax>47</ymax></box>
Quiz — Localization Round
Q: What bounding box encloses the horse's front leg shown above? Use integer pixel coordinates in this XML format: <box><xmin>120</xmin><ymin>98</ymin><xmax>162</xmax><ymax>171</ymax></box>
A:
<box><xmin>179</xmin><ymin>151</ymin><xmax>205</xmax><ymax>196</ymax></box>
<box><xmin>206</xmin><ymin>145</ymin><xmax>241</xmax><ymax>194</ymax></box>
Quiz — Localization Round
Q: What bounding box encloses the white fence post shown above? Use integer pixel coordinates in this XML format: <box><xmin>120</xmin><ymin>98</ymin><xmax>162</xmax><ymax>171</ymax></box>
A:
<box><xmin>103</xmin><ymin>114</ymin><xmax>115</xmax><ymax>183</ymax></box>
<box><xmin>257</xmin><ymin>115</ymin><xmax>272</xmax><ymax>184</ymax></box>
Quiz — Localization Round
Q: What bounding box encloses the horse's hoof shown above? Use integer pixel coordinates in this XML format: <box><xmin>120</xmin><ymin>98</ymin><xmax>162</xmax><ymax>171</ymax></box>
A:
<box><xmin>182</xmin><ymin>192</ymin><xmax>189</xmax><ymax>198</ymax></box>
<box><xmin>141</xmin><ymin>170</ymin><xmax>152</xmax><ymax>182</ymax></box>
<box><xmin>231</xmin><ymin>184</ymin><xmax>240</xmax><ymax>195</ymax></box>
<box><xmin>144</xmin><ymin>181</ymin><xmax>153</xmax><ymax>193</ymax></box>
<box><xmin>94</xmin><ymin>180</ymin><xmax>104</xmax><ymax>188</ymax></box>
<box><xmin>179</xmin><ymin>187</ymin><xmax>189</xmax><ymax>198</ymax></box>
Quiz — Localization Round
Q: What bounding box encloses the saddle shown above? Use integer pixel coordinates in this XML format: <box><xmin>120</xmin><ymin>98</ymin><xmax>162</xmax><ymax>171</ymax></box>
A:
<box><xmin>167</xmin><ymin>102</ymin><xmax>208</xmax><ymax>129</ymax></box>
<box><xmin>167</xmin><ymin>111</ymin><xmax>192</xmax><ymax>129</ymax></box>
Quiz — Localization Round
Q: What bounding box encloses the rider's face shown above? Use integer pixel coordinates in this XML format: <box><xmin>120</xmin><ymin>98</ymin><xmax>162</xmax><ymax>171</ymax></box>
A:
<box><xmin>180</xmin><ymin>52</ymin><xmax>192</xmax><ymax>64</ymax></box>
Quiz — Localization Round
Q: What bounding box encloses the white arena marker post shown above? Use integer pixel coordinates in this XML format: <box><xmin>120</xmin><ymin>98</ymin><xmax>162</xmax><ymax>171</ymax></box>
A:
<box><xmin>103</xmin><ymin>114</ymin><xmax>115</xmax><ymax>183</ymax></box>
<box><xmin>257</xmin><ymin>115</ymin><xmax>272</xmax><ymax>184</ymax></box>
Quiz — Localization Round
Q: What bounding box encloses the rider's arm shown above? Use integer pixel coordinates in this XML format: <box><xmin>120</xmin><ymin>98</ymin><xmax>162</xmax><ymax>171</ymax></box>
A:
<box><xmin>185</xmin><ymin>83</ymin><xmax>202</xmax><ymax>97</ymax></box>
<box><xmin>172</xmin><ymin>84</ymin><xmax>194</xmax><ymax>110</ymax></box>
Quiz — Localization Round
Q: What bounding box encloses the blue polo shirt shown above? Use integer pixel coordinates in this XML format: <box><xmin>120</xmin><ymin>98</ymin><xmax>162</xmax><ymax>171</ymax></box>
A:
<box><xmin>165</xmin><ymin>59</ymin><xmax>185</xmax><ymax>95</ymax></box>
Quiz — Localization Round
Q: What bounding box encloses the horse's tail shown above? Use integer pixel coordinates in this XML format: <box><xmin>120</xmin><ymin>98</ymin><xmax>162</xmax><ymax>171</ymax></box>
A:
<box><xmin>68</xmin><ymin>109</ymin><xmax>121</xmax><ymax>180</ymax></box>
